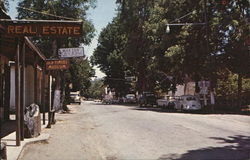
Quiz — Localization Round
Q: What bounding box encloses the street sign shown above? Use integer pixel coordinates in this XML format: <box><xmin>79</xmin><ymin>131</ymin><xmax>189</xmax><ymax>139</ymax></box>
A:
<box><xmin>198</xmin><ymin>81</ymin><xmax>210</xmax><ymax>95</ymax></box>
<box><xmin>58</xmin><ymin>47</ymin><xmax>84</xmax><ymax>58</ymax></box>
<box><xmin>198</xmin><ymin>81</ymin><xmax>210</xmax><ymax>88</ymax></box>
<box><xmin>0</xmin><ymin>19</ymin><xmax>83</xmax><ymax>37</ymax></box>
<box><xmin>46</xmin><ymin>59</ymin><xmax>70</xmax><ymax>70</ymax></box>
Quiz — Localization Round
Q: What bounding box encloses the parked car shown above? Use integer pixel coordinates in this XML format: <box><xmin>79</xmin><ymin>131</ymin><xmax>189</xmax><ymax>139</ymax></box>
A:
<box><xmin>175</xmin><ymin>95</ymin><xmax>202</xmax><ymax>111</ymax></box>
<box><xmin>102</xmin><ymin>95</ymin><xmax>112</xmax><ymax>104</ymax></box>
<box><xmin>156</xmin><ymin>96</ymin><xmax>170</xmax><ymax>108</ymax></box>
<box><xmin>124</xmin><ymin>94</ymin><xmax>137</xmax><ymax>103</ymax></box>
<box><xmin>157</xmin><ymin>96</ymin><xmax>176</xmax><ymax>109</ymax></box>
<box><xmin>70</xmin><ymin>91</ymin><xmax>81</xmax><ymax>104</ymax></box>
<box><xmin>139</xmin><ymin>92</ymin><xmax>157</xmax><ymax>107</ymax></box>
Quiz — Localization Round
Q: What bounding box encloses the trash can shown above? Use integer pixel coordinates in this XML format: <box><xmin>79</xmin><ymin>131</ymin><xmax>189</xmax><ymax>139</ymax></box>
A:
<box><xmin>0</xmin><ymin>142</ymin><xmax>7</xmax><ymax>160</ymax></box>
<box><xmin>24</xmin><ymin>103</ymin><xmax>41</xmax><ymax>138</ymax></box>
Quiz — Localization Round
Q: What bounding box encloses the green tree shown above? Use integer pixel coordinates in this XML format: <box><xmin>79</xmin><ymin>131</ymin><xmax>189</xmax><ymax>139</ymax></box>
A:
<box><xmin>88</xmin><ymin>79</ymin><xmax>105</xmax><ymax>99</ymax></box>
<box><xmin>17</xmin><ymin>0</ymin><xmax>96</xmax><ymax>109</ymax></box>
<box><xmin>209</xmin><ymin>0</ymin><xmax>250</xmax><ymax>106</ymax></box>
<box><xmin>91</xmin><ymin>17</ymin><xmax>131</xmax><ymax>96</ymax></box>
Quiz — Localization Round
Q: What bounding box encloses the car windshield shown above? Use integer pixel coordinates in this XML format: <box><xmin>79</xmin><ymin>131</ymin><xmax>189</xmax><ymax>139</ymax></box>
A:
<box><xmin>70</xmin><ymin>94</ymin><xmax>79</xmax><ymax>97</ymax></box>
<box><xmin>126</xmin><ymin>95</ymin><xmax>135</xmax><ymax>98</ymax></box>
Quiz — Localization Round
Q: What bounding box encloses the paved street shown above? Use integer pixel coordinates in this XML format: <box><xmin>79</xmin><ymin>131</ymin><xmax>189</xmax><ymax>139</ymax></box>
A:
<box><xmin>19</xmin><ymin>101</ymin><xmax>250</xmax><ymax>160</ymax></box>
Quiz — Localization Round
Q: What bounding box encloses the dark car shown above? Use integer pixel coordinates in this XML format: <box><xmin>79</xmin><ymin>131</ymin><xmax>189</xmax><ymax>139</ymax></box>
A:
<box><xmin>138</xmin><ymin>92</ymin><xmax>157</xmax><ymax>107</ymax></box>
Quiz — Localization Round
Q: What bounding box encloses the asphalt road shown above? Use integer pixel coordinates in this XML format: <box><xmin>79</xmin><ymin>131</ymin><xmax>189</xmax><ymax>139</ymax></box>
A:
<box><xmin>19</xmin><ymin>101</ymin><xmax>250</xmax><ymax>160</ymax></box>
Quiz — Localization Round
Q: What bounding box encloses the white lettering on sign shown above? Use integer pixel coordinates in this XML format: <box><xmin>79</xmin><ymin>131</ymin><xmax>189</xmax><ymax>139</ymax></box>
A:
<box><xmin>58</xmin><ymin>48</ymin><xmax>84</xmax><ymax>58</ymax></box>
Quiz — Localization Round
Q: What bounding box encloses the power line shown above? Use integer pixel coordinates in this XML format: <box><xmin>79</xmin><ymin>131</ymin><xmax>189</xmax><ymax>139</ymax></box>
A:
<box><xmin>170</xmin><ymin>11</ymin><xmax>196</xmax><ymax>23</ymax></box>
<box><xmin>17</xmin><ymin>6</ymin><xmax>78</xmax><ymax>21</ymax></box>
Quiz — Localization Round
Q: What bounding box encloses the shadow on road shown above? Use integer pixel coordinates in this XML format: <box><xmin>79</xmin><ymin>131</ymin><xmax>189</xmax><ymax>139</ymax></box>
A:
<box><xmin>158</xmin><ymin>135</ymin><xmax>250</xmax><ymax>160</ymax></box>
<box><xmin>132</xmin><ymin>106</ymin><xmax>250</xmax><ymax>116</ymax></box>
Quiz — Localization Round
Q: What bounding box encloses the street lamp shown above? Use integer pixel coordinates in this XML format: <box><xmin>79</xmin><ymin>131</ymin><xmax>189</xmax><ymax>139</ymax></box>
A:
<box><xmin>165</xmin><ymin>23</ymin><xmax>206</xmax><ymax>33</ymax></box>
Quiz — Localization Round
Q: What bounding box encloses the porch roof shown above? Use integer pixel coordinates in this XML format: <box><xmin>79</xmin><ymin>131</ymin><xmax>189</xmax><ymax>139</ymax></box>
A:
<box><xmin>0</xmin><ymin>8</ymin><xmax>46</xmax><ymax>65</ymax></box>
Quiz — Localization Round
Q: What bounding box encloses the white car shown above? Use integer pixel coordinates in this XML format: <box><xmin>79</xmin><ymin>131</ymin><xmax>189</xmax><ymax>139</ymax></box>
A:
<box><xmin>70</xmin><ymin>92</ymin><xmax>81</xmax><ymax>104</ymax></box>
<box><xmin>157</xmin><ymin>96</ymin><xmax>179</xmax><ymax>109</ymax></box>
<box><xmin>157</xmin><ymin>99</ymin><xmax>169</xmax><ymax>108</ymax></box>
<box><xmin>175</xmin><ymin>95</ymin><xmax>202</xmax><ymax>111</ymax></box>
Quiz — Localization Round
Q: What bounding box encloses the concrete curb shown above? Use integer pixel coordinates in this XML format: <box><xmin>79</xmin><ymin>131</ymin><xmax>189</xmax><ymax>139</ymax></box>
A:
<box><xmin>2</xmin><ymin>122</ymin><xmax>50</xmax><ymax>160</ymax></box>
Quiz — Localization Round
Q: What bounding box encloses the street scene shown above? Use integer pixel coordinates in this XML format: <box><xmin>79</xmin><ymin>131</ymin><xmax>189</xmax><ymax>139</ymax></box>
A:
<box><xmin>19</xmin><ymin>102</ymin><xmax>250</xmax><ymax>160</ymax></box>
<box><xmin>0</xmin><ymin>0</ymin><xmax>249</xmax><ymax>160</ymax></box>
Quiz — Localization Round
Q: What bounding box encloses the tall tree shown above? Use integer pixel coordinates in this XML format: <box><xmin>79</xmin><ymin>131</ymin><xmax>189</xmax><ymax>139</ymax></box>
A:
<box><xmin>91</xmin><ymin>17</ymin><xmax>131</xmax><ymax>96</ymax></box>
<box><xmin>17</xmin><ymin>0</ymin><xmax>96</xmax><ymax>107</ymax></box>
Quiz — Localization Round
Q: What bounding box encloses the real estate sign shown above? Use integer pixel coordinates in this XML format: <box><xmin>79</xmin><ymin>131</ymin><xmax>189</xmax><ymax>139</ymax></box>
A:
<box><xmin>58</xmin><ymin>47</ymin><xmax>84</xmax><ymax>58</ymax></box>
<box><xmin>0</xmin><ymin>19</ymin><xmax>83</xmax><ymax>37</ymax></box>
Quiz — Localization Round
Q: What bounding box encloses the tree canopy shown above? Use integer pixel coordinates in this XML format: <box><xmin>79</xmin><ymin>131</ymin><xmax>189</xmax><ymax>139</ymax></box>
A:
<box><xmin>91</xmin><ymin>0</ymin><xmax>249</xmax><ymax>102</ymax></box>
<box><xmin>16</xmin><ymin>0</ymin><xmax>96</xmax><ymax>95</ymax></box>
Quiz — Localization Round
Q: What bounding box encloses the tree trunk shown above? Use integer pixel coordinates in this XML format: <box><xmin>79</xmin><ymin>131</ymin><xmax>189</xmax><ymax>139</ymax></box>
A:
<box><xmin>237</xmin><ymin>73</ymin><xmax>242</xmax><ymax>109</ymax></box>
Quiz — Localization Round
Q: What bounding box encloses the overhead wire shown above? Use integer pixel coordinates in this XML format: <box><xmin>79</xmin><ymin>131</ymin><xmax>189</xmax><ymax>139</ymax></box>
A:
<box><xmin>17</xmin><ymin>6</ymin><xmax>78</xmax><ymax>21</ymax></box>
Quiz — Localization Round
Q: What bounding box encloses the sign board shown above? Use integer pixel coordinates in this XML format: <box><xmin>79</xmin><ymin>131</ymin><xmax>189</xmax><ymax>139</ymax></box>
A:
<box><xmin>200</xmin><ymin>87</ymin><xmax>208</xmax><ymax>95</ymax></box>
<box><xmin>0</xmin><ymin>19</ymin><xmax>83</xmax><ymax>37</ymax></box>
<box><xmin>198</xmin><ymin>81</ymin><xmax>210</xmax><ymax>95</ymax></box>
<box><xmin>198</xmin><ymin>81</ymin><xmax>210</xmax><ymax>88</ymax></box>
<box><xmin>46</xmin><ymin>59</ymin><xmax>69</xmax><ymax>70</ymax></box>
<box><xmin>58</xmin><ymin>47</ymin><xmax>84</xmax><ymax>58</ymax></box>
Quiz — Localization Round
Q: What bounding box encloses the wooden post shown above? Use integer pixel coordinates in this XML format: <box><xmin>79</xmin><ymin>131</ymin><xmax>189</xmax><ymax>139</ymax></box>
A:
<box><xmin>0</xmin><ymin>64</ymin><xmax>1</xmax><ymax>145</ymax></box>
<box><xmin>46</xmin><ymin>74</ymin><xmax>52</xmax><ymax>128</ymax></box>
<box><xmin>15</xmin><ymin>39</ymin><xmax>21</xmax><ymax>146</ymax></box>
<box><xmin>4</xmin><ymin>64</ymin><xmax>10</xmax><ymax>121</ymax></box>
<box><xmin>41</xmin><ymin>66</ymin><xmax>46</xmax><ymax>125</ymax></box>
<box><xmin>20</xmin><ymin>41</ymin><xmax>25</xmax><ymax>141</ymax></box>
<box><xmin>34</xmin><ymin>57</ymin><xmax>38</xmax><ymax>104</ymax></box>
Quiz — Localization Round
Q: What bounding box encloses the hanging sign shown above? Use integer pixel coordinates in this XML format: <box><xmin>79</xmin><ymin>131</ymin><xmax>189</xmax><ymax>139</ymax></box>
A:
<box><xmin>59</xmin><ymin>47</ymin><xmax>84</xmax><ymax>58</ymax></box>
<box><xmin>0</xmin><ymin>19</ymin><xmax>83</xmax><ymax>37</ymax></box>
<box><xmin>46</xmin><ymin>59</ymin><xmax>70</xmax><ymax>70</ymax></box>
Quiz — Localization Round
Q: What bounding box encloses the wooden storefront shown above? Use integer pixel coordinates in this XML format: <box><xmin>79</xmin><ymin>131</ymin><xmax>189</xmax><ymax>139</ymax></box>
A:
<box><xmin>0</xmin><ymin>9</ymin><xmax>47</xmax><ymax>146</ymax></box>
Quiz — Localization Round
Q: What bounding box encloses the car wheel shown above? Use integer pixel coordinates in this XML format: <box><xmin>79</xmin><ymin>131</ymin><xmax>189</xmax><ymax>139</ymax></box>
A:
<box><xmin>181</xmin><ymin>105</ymin><xmax>184</xmax><ymax>111</ymax></box>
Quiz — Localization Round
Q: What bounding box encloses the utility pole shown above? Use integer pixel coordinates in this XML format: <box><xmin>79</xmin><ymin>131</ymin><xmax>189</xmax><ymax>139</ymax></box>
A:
<box><xmin>204</xmin><ymin>0</ymin><xmax>215</xmax><ymax>108</ymax></box>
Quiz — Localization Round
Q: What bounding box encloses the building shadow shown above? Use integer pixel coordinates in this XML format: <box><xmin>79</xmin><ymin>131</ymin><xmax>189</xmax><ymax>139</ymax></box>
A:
<box><xmin>0</xmin><ymin>120</ymin><xmax>16</xmax><ymax>138</ymax></box>
<box><xmin>90</xmin><ymin>101</ymin><xmax>249</xmax><ymax>115</ymax></box>
<box><xmin>131</xmin><ymin>106</ymin><xmax>250</xmax><ymax>115</ymax></box>
<box><xmin>158</xmin><ymin>135</ymin><xmax>250</xmax><ymax>160</ymax></box>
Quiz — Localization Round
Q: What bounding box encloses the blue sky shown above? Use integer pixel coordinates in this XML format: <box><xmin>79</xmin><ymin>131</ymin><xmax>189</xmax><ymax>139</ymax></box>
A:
<box><xmin>8</xmin><ymin>0</ymin><xmax>117</xmax><ymax>78</ymax></box>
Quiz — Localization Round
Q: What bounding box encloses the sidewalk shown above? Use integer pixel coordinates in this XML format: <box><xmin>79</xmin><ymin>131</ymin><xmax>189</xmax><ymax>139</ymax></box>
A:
<box><xmin>1</xmin><ymin>115</ymin><xmax>50</xmax><ymax>160</ymax></box>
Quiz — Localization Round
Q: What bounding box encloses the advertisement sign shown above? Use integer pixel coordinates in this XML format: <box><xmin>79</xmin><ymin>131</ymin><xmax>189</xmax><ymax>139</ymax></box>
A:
<box><xmin>58</xmin><ymin>47</ymin><xmax>84</xmax><ymax>58</ymax></box>
<box><xmin>0</xmin><ymin>19</ymin><xmax>83</xmax><ymax>37</ymax></box>
<box><xmin>46</xmin><ymin>59</ymin><xmax>69</xmax><ymax>70</ymax></box>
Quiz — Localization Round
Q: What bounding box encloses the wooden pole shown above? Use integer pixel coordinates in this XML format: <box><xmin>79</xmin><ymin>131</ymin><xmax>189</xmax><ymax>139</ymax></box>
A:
<box><xmin>0</xmin><ymin>56</ymin><xmax>1</xmax><ymax>146</ymax></box>
<box><xmin>20</xmin><ymin>41</ymin><xmax>25</xmax><ymax>141</ymax></box>
<box><xmin>46</xmin><ymin>74</ymin><xmax>52</xmax><ymax>128</ymax></box>
<box><xmin>41</xmin><ymin>66</ymin><xmax>46</xmax><ymax>125</ymax></box>
<box><xmin>34</xmin><ymin>57</ymin><xmax>38</xmax><ymax>104</ymax></box>
<box><xmin>4</xmin><ymin>64</ymin><xmax>10</xmax><ymax>121</ymax></box>
<box><xmin>15</xmin><ymin>39</ymin><xmax>21</xmax><ymax>146</ymax></box>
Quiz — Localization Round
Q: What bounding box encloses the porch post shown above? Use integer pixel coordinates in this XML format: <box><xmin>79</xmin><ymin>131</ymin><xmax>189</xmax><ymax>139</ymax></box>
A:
<box><xmin>34</xmin><ymin>57</ymin><xmax>38</xmax><ymax>104</ymax></box>
<box><xmin>15</xmin><ymin>39</ymin><xmax>21</xmax><ymax>146</ymax></box>
<box><xmin>20</xmin><ymin>41</ymin><xmax>25</xmax><ymax>141</ymax></box>
<box><xmin>41</xmin><ymin>65</ymin><xmax>46</xmax><ymax>125</ymax></box>
<box><xmin>47</xmin><ymin>74</ymin><xmax>52</xmax><ymax>128</ymax></box>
